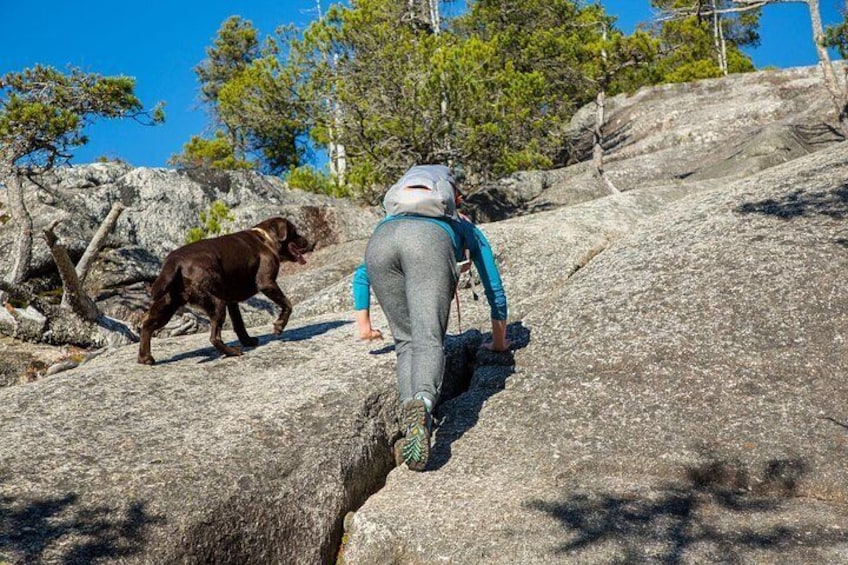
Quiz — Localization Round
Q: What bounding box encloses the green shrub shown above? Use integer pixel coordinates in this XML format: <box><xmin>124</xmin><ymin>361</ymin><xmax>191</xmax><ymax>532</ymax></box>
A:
<box><xmin>169</xmin><ymin>132</ymin><xmax>255</xmax><ymax>171</ymax></box>
<box><xmin>285</xmin><ymin>165</ymin><xmax>350</xmax><ymax>198</ymax></box>
<box><xmin>185</xmin><ymin>200</ymin><xmax>235</xmax><ymax>243</ymax></box>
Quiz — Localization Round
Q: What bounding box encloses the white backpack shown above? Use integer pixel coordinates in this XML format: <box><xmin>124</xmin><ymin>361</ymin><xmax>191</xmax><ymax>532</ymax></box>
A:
<box><xmin>382</xmin><ymin>165</ymin><xmax>459</xmax><ymax>220</ymax></box>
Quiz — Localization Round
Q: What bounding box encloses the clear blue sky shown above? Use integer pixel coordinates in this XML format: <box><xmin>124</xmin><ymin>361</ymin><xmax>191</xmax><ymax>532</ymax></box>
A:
<box><xmin>0</xmin><ymin>1</ymin><xmax>841</xmax><ymax>169</ymax></box>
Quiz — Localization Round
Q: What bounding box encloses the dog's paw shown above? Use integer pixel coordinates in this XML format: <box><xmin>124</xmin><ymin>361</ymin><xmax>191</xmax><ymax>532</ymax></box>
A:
<box><xmin>137</xmin><ymin>355</ymin><xmax>156</xmax><ymax>365</ymax></box>
<box><xmin>273</xmin><ymin>323</ymin><xmax>287</xmax><ymax>335</ymax></box>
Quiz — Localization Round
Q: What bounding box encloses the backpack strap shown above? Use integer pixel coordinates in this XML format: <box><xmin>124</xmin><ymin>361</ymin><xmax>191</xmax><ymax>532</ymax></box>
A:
<box><xmin>455</xmin><ymin>286</ymin><xmax>463</xmax><ymax>333</ymax></box>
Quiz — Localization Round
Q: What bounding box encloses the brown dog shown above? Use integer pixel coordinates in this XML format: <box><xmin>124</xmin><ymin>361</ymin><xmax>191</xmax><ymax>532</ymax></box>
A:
<box><xmin>137</xmin><ymin>217</ymin><xmax>309</xmax><ymax>365</ymax></box>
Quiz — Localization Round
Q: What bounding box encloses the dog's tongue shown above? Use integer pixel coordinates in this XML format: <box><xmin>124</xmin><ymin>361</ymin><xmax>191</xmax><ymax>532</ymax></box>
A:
<box><xmin>289</xmin><ymin>242</ymin><xmax>307</xmax><ymax>264</ymax></box>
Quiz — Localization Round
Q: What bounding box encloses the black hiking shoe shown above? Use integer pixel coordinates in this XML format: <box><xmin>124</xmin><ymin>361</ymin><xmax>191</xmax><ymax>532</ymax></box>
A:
<box><xmin>396</xmin><ymin>398</ymin><xmax>432</xmax><ymax>472</ymax></box>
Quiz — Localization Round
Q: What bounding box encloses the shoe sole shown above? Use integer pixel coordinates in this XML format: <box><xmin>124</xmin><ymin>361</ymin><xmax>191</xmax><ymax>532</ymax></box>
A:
<box><xmin>400</xmin><ymin>399</ymin><xmax>430</xmax><ymax>472</ymax></box>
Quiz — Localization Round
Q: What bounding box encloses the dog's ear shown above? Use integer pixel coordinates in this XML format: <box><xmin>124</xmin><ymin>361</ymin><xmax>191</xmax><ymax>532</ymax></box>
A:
<box><xmin>273</xmin><ymin>217</ymin><xmax>289</xmax><ymax>243</ymax></box>
<box><xmin>277</xmin><ymin>219</ymin><xmax>308</xmax><ymax>264</ymax></box>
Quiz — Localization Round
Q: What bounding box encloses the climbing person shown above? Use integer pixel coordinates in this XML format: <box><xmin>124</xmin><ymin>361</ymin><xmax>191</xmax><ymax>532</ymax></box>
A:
<box><xmin>352</xmin><ymin>164</ymin><xmax>510</xmax><ymax>471</ymax></box>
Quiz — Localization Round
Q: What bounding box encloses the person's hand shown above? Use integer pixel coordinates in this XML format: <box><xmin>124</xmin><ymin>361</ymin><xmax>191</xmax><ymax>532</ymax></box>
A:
<box><xmin>484</xmin><ymin>319</ymin><xmax>510</xmax><ymax>352</ymax></box>
<box><xmin>355</xmin><ymin>309</ymin><xmax>383</xmax><ymax>341</ymax></box>
<box><xmin>482</xmin><ymin>338</ymin><xmax>511</xmax><ymax>352</ymax></box>
<box><xmin>360</xmin><ymin>327</ymin><xmax>383</xmax><ymax>341</ymax></box>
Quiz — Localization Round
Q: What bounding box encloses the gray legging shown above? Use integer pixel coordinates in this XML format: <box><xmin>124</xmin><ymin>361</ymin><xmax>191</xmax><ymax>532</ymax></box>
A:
<box><xmin>365</xmin><ymin>219</ymin><xmax>459</xmax><ymax>408</ymax></box>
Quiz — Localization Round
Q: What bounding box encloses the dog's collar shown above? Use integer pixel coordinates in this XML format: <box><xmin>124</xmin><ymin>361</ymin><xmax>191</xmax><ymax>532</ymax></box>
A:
<box><xmin>251</xmin><ymin>227</ymin><xmax>277</xmax><ymax>249</ymax></box>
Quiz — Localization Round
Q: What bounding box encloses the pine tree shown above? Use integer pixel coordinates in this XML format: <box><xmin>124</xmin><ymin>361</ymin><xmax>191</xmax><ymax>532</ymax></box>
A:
<box><xmin>0</xmin><ymin>65</ymin><xmax>162</xmax><ymax>344</ymax></box>
<box><xmin>651</xmin><ymin>0</ymin><xmax>759</xmax><ymax>83</ymax></box>
<box><xmin>175</xmin><ymin>17</ymin><xmax>306</xmax><ymax>174</ymax></box>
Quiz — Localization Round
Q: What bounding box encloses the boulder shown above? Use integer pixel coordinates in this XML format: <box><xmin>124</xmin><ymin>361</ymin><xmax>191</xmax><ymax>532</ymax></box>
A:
<box><xmin>342</xmin><ymin>128</ymin><xmax>848</xmax><ymax>564</ymax></box>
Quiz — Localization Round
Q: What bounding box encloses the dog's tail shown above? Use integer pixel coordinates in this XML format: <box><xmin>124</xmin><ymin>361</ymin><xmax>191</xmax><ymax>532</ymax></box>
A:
<box><xmin>150</xmin><ymin>258</ymin><xmax>184</xmax><ymax>302</ymax></box>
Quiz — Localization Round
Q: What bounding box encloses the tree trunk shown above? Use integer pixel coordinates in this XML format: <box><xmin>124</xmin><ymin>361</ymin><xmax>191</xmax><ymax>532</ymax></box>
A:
<box><xmin>712</xmin><ymin>0</ymin><xmax>728</xmax><ymax>75</ymax></box>
<box><xmin>428</xmin><ymin>0</ymin><xmax>453</xmax><ymax>164</ymax></box>
<box><xmin>2</xmin><ymin>171</ymin><xmax>34</xmax><ymax>303</ymax></box>
<box><xmin>429</xmin><ymin>0</ymin><xmax>441</xmax><ymax>31</ymax></box>
<box><xmin>806</xmin><ymin>0</ymin><xmax>848</xmax><ymax>135</ymax></box>
<box><xmin>592</xmin><ymin>89</ymin><xmax>620</xmax><ymax>195</ymax></box>
<box><xmin>592</xmin><ymin>89</ymin><xmax>606</xmax><ymax>175</ymax></box>
<box><xmin>76</xmin><ymin>202</ymin><xmax>125</xmax><ymax>285</ymax></box>
<box><xmin>0</xmin><ymin>183</ymin><xmax>139</xmax><ymax>347</ymax></box>
<box><xmin>43</xmin><ymin>220</ymin><xmax>101</xmax><ymax>322</ymax></box>
<box><xmin>328</xmin><ymin>54</ymin><xmax>348</xmax><ymax>188</ymax></box>
<box><xmin>593</xmin><ymin>24</ymin><xmax>620</xmax><ymax>195</ymax></box>
<box><xmin>317</xmin><ymin>1</ymin><xmax>348</xmax><ymax>189</ymax></box>
<box><xmin>329</xmin><ymin>135</ymin><xmax>347</xmax><ymax>189</ymax></box>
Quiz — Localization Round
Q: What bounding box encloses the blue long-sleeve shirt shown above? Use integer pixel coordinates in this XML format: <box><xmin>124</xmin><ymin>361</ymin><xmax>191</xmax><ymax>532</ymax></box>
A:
<box><xmin>352</xmin><ymin>215</ymin><xmax>508</xmax><ymax>320</ymax></box>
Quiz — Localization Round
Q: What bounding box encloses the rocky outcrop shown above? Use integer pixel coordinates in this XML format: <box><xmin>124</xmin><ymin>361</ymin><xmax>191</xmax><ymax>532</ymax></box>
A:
<box><xmin>566</xmin><ymin>65</ymin><xmax>841</xmax><ymax>181</ymax></box>
<box><xmin>0</xmin><ymin>312</ymin><xmax>399</xmax><ymax>564</ymax></box>
<box><xmin>465</xmin><ymin>65</ymin><xmax>842</xmax><ymax>223</ymax></box>
<box><xmin>342</xmin><ymin>119</ymin><xmax>848</xmax><ymax>564</ymax></box>
<box><xmin>0</xmin><ymin>164</ymin><xmax>381</xmax><ymax>290</ymax></box>
<box><xmin>3</xmin><ymin>65</ymin><xmax>848</xmax><ymax>563</ymax></box>
<box><xmin>0</xmin><ymin>165</ymin><xmax>382</xmax><ymax>342</ymax></box>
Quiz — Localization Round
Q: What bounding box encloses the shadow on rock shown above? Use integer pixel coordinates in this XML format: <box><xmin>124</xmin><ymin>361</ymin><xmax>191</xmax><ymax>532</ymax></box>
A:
<box><xmin>155</xmin><ymin>319</ymin><xmax>350</xmax><ymax>365</ymax></box>
<box><xmin>156</xmin><ymin>345</ymin><xmax>224</xmax><ymax>365</ymax></box>
<box><xmin>428</xmin><ymin>321</ymin><xmax>531</xmax><ymax>471</ymax></box>
<box><xmin>736</xmin><ymin>184</ymin><xmax>848</xmax><ymax>220</ymax></box>
<box><xmin>274</xmin><ymin>320</ymin><xmax>350</xmax><ymax>343</ymax></box>
<box><xmin>526</xmin><ymin>454</ymin><xmax>848</xmax><ymax>562</ymax></box>
<box><xmin>0</xmin><ymin>486</ymin><xmax>163</xmax><ymax>564</ymax></box>
<box><xmin>367</xmin><ymin>343</ymin><xmax>396</xmax><ymax>356</ymax></box>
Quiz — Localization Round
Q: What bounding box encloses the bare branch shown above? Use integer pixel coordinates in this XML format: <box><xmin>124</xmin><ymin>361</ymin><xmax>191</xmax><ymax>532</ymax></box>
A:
<box><xmin>76</xmin><ymin>202</ymin><xmax>126</xmax><ymax>284</ymax></box>
<box><xmin>657</xmin><ymin>0</ymin><xmax>784</xmax><ymax>21</ymax></box>
<box><xmin>42</xmin><ymin>221</ymin><xmax>101</xmax><ymax>322</ymax></box>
